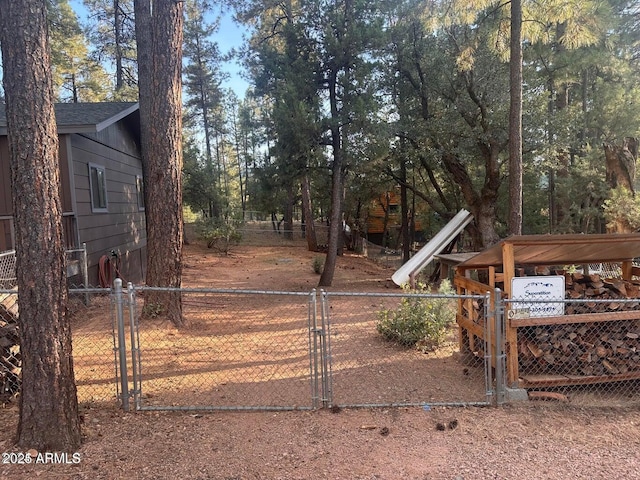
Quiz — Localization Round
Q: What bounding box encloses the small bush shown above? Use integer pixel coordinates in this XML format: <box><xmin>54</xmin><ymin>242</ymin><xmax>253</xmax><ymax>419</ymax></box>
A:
<box><xmin>312</xmin><ymin>256</ymin><xmax>324</xmax><ymax>274</ymax></box>
<box><xmin>377</xmin><ymin>280</ymin><xmax>456</xmax><ymax>352</ymax></box>
<box><xmin>195</xmin><ymin>218</ymin><xmax>242</xmax><ymax>254</ymax></box>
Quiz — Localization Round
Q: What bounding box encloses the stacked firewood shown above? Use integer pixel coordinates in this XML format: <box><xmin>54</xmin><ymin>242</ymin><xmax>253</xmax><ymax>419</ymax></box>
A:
<box><xmin>564</xmin><ymin>272</ymin><xmax>640</xmax><ymax>313</ymax></box>
<box><xmin>517</xmin><ymin>272</ymin><xmax>640</xmax><ymax>376</ymax></box>
<box><xmin>518</xmin><ymin>321</ymin><xmax>640</xmax><ymax>376</ymax></box>
<box><xmin>0</xmin><ymin>291</ymin><xmax>20</xmax><ymax>401</ymax></box>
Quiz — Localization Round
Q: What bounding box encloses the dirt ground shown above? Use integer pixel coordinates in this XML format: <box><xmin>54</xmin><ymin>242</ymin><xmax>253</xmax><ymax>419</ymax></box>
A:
<box><xmin>2</xmin><ymin>239</ymin><xmax>640</xmax><ymax>479</ymax></box>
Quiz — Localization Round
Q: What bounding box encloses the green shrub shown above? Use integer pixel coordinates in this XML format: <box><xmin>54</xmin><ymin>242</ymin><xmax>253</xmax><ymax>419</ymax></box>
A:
<box><xmin>195</xmin><ymin>218</ymin><xmax>242</xmax><ymax>254</ymax></box>
<box><xmin>376</xmin><ymin>280</ymin><xmax>456</xmax><ymax>352</ymax></box>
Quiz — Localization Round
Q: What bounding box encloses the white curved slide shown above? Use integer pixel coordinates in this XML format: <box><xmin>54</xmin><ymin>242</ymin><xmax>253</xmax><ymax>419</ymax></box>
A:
<box><xmin>391</xmin><ymin>209</ymin><xmax>474</xmax><ymax>286</ymax></box>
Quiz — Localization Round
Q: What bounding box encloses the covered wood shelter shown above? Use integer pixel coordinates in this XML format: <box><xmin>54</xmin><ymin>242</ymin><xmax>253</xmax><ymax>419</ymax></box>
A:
<box><xmin>454</xmin><ymin>233</ymin><xmax>640</xmax><ymax>389</ymax></box>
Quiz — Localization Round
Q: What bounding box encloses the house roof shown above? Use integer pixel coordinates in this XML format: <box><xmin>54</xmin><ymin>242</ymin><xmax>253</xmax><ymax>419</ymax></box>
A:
<box><xmin>0</xmin><ymin>102</ymin><xmax>139</xmax><ymax>135</ymax></box>
<box><xmin>457</xmin><ymin>233</ymin><xmax>640</xmax><ymax>269</ymax></box>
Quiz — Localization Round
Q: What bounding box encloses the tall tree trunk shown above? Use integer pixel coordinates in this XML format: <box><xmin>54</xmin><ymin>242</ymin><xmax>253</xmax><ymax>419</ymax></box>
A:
<box><xmin>508</xmin><ymin>0</ymin><xmax>523</xmax><ymax>235</ymax></box>
<box><xmin>301</xmin><ymin>173</ymin><xmax>318</xmax><ymax>251</ymax></box>
<box><xmin>232</xmin><ymin>109</ymin><xmax>246</xmax><ymax>220</ymax></box>
<box><xmin>283</xmin><ymin>181</ymin><xmax>294</xmax><ymax>240</ymax></box>
<box><xmin>114</xmin><ymin>0</ymin><xmax>124</xmax><ymax>91</ymax></box>
<box><xmin>319</xmin><ymin>71</ymin><xmax>343</xmax><ymax>287</ymax></box>
<box><xmin>400</xmin><ymin>151</ymin><xmax>410</xmax><ymax>263</ymax></box>
<box><xmin>134</xmin><ymin>0</ymin><xmax>185</xmax><ymax>326</ymax></box>
<box><xmin>0</xmin><ymin>0</ymin><xmax>81</xmax><ymax>451</ymax></box>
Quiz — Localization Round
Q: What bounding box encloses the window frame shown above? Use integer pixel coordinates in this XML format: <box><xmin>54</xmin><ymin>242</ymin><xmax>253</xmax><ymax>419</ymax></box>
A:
<box><xmin>88</xmin><ymin>163</ymin><xmax>108</xmax><ymax>213</ymax></box>
<box><xmin>136</xmin><ymin>174</ymin><xmax>145</xmax><ymax>211</ymax></box>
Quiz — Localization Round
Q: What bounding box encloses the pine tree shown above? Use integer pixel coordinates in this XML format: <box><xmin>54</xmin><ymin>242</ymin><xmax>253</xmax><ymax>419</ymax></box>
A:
<box><xmin>48</xmin><ymin>0</ymin><xmax>111</xmax><ymax>102</ymax></box>
<box><xmin>0</xmin><ymin>0</ymin><xmax>81</xmax><ymax>451</ymax></box>
<box><xmin>134</xmin><ymin>0</ymin><xmax>185</xmax><ymax>327</ymax></box>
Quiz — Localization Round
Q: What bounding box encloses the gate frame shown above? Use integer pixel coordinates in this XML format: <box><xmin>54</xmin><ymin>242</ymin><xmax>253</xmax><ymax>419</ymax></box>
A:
<box><xmin>319</xmin><ymin>290</ymin><xmax>496</xmax><ymax>409</ymax></box>
<box><xmin>112</xmin><ymin>285</ymin><xmax>501</xmax><ymax>411</ymax></box>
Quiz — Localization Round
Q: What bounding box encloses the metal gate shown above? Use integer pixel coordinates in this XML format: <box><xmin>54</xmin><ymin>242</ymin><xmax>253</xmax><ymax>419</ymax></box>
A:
<box><xmin>112</xmin><ymin>281</ymin><xmax>493</xmax><ymax>411</ymax></box>
<box><xmin>320</xmin><ymin>291</ymin><xmax>494</xmax><ymax>408</ymax></box>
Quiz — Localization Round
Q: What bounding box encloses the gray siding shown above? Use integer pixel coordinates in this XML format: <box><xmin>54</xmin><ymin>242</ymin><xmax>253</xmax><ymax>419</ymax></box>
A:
<box><xmin>71</xmin><ymin>120</ymin><xmax>146</xmax><ymax>284</ymax></box>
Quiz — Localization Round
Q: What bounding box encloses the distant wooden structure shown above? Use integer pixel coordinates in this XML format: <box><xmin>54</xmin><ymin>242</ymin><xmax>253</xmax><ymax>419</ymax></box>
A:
<box><xmin>366</xmin><ymin>191</ymin><xmax>423</xmax><ymax>246</ymax></box>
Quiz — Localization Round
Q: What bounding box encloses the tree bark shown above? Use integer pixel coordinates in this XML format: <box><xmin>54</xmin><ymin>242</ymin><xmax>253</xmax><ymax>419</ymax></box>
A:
<box><xmin>318</xmin><ymin>71</ymin><xmax>343</xmax><ymax>287</ymax></box>
<box><xmin>604</xmin><ymin>137</ymin><xmax>637</xmax><ymax>194</ymax></box>
<box><xmin>508</xmin><ymin>0</ymin><xmax>523</xmax><ymax>235</ymax></box>
<box><xmin>134</xmin><ymin>0</ymin><xmax>185</xmax><ymax>326</ymax></box>
<box><xmin>400</xmin><ymin>149</ymin><xmax>410</xmax><ymax>263</ymax></box>
<box><xmin>0</xmin><ymin>0</ymin><xmax>81</xmax><ymax>451</ymax></box>
<box><xmin>301</xmin><ymin>174</ymin><xmax>318</xmax><ymax>252</ymax></box>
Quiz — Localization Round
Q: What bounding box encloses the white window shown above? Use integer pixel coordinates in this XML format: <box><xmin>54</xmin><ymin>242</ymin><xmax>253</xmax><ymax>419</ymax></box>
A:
<box><xmin>89</xmin><ymin>163</ymin><xmax>108</xmax><ymax>212</ymax></box>
<box><xmin>136</xmin><ymin>175</ymin><xmax>145</xmax><ymax>211</ymax></box>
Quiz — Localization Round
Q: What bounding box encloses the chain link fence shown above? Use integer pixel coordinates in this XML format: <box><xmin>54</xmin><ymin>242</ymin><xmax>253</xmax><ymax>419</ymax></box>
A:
<box><xmin>0</xmin><ymin>246</ymin><xmax>88</xmax><ymax>289</ymax></box>
<box><xmin>0</xmin><ymin>250</ymin><xmax>16</xmax><ymax>289</ymax></box>
<box><xmin>1</xmin><ymin>287</ymin><xmax>116</xmax><ymax>405</ymax></box>
<box><xmin>68</xmin><ymin>288</ymin><xmax>118</xmax><ymax>404</ymax></box>
<box><xmin>107</xmin><ymin>284</ymin><xmax>493</xmax><ymax>411</ymax></box>
<box><xmin>507</xmin><ymin>295</ymin><xmax>640</xmax><ymax>406</ymax></box>
<box><xmin>128</xmin><ymin>286</ymin><xmax>318</xmax><ymax>411</ymax></box>
<box><xmin>4</xmin><ymin>278</ymin><xmax>640</xmax><ymax>410</ymax></box>
<box><xmin>322</xmin><ymin>291</ymin><xmax>491</xmax><ymax>408</ymax></box>
<box><xmin>1</xmin><ymin>246</ymin><xmax>104</xmax><ymax>405</ymax></box>
<box><xmin>0</xmin><ymin>288</ymin><xmax>19</xmax><ymax>401</ymax></box>
<box><xmin>239</xmin><ymin>222</ymin><xmax>330</xmax><ymax>248</ymax></box>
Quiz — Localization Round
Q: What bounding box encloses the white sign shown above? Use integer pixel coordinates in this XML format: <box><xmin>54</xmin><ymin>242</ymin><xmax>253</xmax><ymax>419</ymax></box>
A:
<box><xmin>510</xmin><ymin>275</ymin><xmax>565</xmax><ymax>318</ymax></box>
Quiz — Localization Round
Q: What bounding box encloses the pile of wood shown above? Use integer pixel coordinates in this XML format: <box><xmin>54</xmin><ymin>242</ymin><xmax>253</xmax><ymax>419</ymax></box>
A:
<box><xmin>518</xmin><ymin>272</ymin><xmax>640</xmax><ymax>376</ymax></box>
<box><xmin>0</xmin><ymin>291</ymin><xmax>20</xmax><ymax>401</ymax></box>
<box><xmin>564</xmin><ymin>272</ymin><xmax>640</xmax><ymax>313</ymax></box>
<box><xmin>518</xmin><ymin>321</ymin><xmax>640</xmax><ymax>376</ymax></box>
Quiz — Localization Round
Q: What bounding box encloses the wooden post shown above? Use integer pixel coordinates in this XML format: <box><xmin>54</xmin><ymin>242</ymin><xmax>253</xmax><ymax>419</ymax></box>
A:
<box><xmin>455</xmin><ymin>267</ymin><xmax>466</xmax><ymax>352</ymax></box>
<box><xmin>502</xmin><ymin>242</ymin><xmax>519</xmax><ymax>387</ymax></box>
<box><xmin>622</xmin><ymin>260</ymin><xmax>633</xmax><ymax>281</ymax></box>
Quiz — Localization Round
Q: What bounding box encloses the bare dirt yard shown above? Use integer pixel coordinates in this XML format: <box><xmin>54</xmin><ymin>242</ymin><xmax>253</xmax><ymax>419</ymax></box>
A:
<box><xmin>2</xmin><ymin>237</ymin><xmax>640</xmax><ymax>479</ymax></box>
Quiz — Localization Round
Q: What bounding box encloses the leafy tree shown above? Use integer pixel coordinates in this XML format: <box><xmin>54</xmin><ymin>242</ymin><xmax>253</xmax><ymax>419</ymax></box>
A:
<box><xmin>387</xmin><ymin>4</ymin><xmax>508</xmax><ymax>248</ymax></box>
<box><xmin>313</xmin><ymin>0</ymin><xmax>384</xmax><ymax>286</ymax></box>
<box><xmin>48</xmin><ymin>0</ymin><xmax>111</xmax><ymax>102</ymax></box>
<box><xmin>183</xmin><ymin>0</ymin><xmax>226</xmax><ymax>218</ymax></box>
<box><xmin>83</xmin><ymin>0</ymin><xmax>138</xmax><ymax>100</ymax></box>
<box><xmin>508</xmin><ymin>0</ymin><xmax>523</xmax><ymax>234</ymax></box>
<box><xmin>237</xmin><ymin>0</ymin><xmax>323</xmax><ymax>245</ymax></box>
<box><xmin>0</xmin><ymin>0</ymin><xmax>81</xmax><ymax>450</ymax></box>
<box><xmin>603</xmin><ymin>186</ymin><xmax>640</xmax><ymax>233</ymax></box>
<box><xmin>134</xmin><ymin>0</ymin><xmax>185</xmax><ymax>327</ymax></box>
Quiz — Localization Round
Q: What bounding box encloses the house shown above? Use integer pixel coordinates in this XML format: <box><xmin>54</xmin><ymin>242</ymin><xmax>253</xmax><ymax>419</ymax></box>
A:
<box><xmin>0</xmin><ymin>102</ymin><xmax>146</xmax><ymax>286</ymax></box>
<box><xmin>366</xmin><ymin>190</ymin><xmax>424</xmax><ymax>247</ymax></box>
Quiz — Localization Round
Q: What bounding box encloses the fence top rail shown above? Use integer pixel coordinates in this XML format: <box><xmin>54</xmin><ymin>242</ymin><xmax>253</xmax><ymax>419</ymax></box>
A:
<box><xmin>134</xmin><ymin>285</ymin><xmax>313</xmax><ymax>297</ymax></box>
<box><xmin>506</xmin><ymin>297</ymin><xmax>640</xmax><ymax>304</ymax></box>
<box><xmin>321</xmin><ymin>290</ymin><xmax>487</xmax><ymax>300</ymax></box>
<box><xmin>0</xmin><ymin>249</ymin><xmax>16</xmax><ymax>257</ymax></box>
<box><xmin>1</xmin><ymin>287</ymin><xmax>109</xmax><ymax>294</ymax></box>
<box><xmin>70</xmin><ymin>287</ymin><xmax>111</xmax><ymax>294</ymax></box>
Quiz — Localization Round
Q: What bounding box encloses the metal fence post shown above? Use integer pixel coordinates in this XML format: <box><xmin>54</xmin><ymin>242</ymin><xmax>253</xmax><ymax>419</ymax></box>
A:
<box><xmin>320</xmin><ymin>289</ymin><xmax>332</xmax><ymax>408</ymax></box>
<box><xmin>483</xmin><ymin>291</ymin><xmax>494</xmax><ymax>404</ymax></box>
<box><xmin>308</xmin><ymin>289</ymin><xmax>320</xmax><ymax>409</ymax></box>
<box><xmin>127</xmin><ymin>282</ymin><xmax>140</xmax><ymax>411</ymax></box>
<box><xmin>494</xmin><ymin>288</ymin><xmax>506</xmax><ymax>406</ymax></box>
<box><xmin>113</xmin><ymin>278</ymin><xmax>130</xmax><ymax>411</ymax></box>
<box><xmin>81</xmin><ymin>242</ymin><xmax>89</xmax><ymax>305</ymax></box>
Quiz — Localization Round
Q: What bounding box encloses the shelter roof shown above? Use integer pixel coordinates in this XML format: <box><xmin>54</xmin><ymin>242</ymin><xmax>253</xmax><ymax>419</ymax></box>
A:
<box><xmin>457</xmin><ymin>233</ymin><xmax>640</xmax><ymax>269</ymax></box>
<box><xmin>0</xmin><ymin>102</ymin><xmax>139</xmax><ymax>135</ymax></box>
